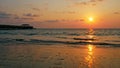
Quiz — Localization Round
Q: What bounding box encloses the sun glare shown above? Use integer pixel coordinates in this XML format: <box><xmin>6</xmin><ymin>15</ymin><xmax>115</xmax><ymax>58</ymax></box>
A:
<box><xmin>88</xmin><ymin>44</ymin><xmax>93</xmax><ymax>52</ymax></box>
<box><xmin>89</xmin><ymin>17</ymin><xmax>94</xmax><ymax>22</ymax></box>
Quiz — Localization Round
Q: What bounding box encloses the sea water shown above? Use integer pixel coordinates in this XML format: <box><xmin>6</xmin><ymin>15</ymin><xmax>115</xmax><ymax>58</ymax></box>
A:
<box><xmin>0</xmin><ymin>29</ymin><xmax>120</xmax><ymax>46</ymax></box>
<box><xmin>0</xmin><ymin>29</ymin><xmax>120</xmax><ymax>68</ymax></box>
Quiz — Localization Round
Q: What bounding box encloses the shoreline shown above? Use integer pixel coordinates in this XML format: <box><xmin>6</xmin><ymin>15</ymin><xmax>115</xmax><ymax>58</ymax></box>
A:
<box><xmin>0</xmin><ymin>44</ymin><xmax>120</xmax><ymax>68</ymax></box>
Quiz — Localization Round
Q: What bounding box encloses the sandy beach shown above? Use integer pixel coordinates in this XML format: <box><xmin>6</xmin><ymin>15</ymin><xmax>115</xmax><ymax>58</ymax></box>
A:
<box><xmin>0</xmin><ymin>45</ymin><xmax>120</xmax><ymax>68</ymax></box>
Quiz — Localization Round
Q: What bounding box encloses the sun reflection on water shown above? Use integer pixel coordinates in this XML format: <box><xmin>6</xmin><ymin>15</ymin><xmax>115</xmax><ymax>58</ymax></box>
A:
<box><xmin>85</xmin><ymin>44</ymin><xmax>95</xmax><ymax>68</ymax></box>
<box><xmin>88</xmin><ymin>44</ymin><xmax>94</xmax><ymax>52</ymax></box>
<box><xmin>85</xmin><ymin>28</ymin><xmax>96</xmax><ymax>68</ymax></box>
<box><xmin>86</xmin><ymin>28</ymin><xmax>96</xmax><ymax>42</ymax></box>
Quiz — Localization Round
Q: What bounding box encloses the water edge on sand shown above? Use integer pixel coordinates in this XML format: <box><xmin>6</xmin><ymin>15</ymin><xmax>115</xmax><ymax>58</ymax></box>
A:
<box><xmin>0</xmin><ymin>44</ymin><xmax>120</xmax><ymax>68</ymax></box>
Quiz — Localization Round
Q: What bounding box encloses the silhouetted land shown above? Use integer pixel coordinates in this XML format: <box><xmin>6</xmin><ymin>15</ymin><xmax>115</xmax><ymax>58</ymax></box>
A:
<box><xmin>0</xmin><ymin>24</ymin><xmax>34</xmax><ymax>30</ymax></box>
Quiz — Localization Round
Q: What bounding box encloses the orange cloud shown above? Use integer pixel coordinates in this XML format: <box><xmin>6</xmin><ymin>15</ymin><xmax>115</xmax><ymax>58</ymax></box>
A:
<box><xmin>66</xmin><ymin>0</ymin><xmax>105</xmax><ymax>7</ymax></box>
<box><xmin>114</xmin><ymin>12</ymin><xmax>119</xmax><ymax>14</ymax></box>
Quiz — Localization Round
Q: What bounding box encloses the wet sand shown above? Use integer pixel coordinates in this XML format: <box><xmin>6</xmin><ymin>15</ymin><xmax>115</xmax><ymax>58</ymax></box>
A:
<box><xmin>0</xmin><ymin>45</ymin><xmax>120</xmax><ymax>68</ymax></box>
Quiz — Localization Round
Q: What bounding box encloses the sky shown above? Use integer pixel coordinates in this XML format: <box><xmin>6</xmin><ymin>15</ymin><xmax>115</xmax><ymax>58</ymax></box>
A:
<box><xmin>0</xmin><ymin>0</ymin><xmax>120</xmax><ymax>28</ymax></box>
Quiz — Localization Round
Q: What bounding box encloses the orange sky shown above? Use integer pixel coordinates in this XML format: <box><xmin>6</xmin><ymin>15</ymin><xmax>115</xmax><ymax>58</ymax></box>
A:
<box><xmin>0</xmin><ymin>0</ymin><xmax>120</xmax><ymax>28</ymax></box>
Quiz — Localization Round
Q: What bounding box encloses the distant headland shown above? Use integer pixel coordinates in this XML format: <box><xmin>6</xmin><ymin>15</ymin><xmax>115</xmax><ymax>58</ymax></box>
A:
<box><xmin>0</xmin><ymin>24</ymin><xmax>34</xmax><ymax>30</ymax></box>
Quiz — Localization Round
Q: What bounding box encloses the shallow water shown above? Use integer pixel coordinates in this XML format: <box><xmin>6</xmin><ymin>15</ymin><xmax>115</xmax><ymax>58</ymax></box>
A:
<box><xmin>0</xmin><ymin>45</ymin><xmax>120</xmax><ymax>68</ymax></box>
<box><xmin>0</xmin><ymin>29</ymin><xmax>120</xmax><ymax>68</ymax></box>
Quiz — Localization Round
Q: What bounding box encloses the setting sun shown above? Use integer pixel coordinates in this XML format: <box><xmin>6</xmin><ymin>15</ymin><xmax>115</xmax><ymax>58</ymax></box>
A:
<box><xmin>89</xmin><ymin>17</ymin><xmax>94</xmax><ymax>22</ymax></box>
<box><xmin>86</xmin><ymin>17</ymin><xmax>95</xmax><ymax>27</ymax></box>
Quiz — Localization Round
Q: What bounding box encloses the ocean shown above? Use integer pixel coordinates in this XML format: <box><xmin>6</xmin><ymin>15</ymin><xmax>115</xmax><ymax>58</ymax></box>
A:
<box><xmin>0</xmin><ymin>29</ymin><xmax>120</xmax><ymax>46</ymax></box>
<box><xmin>0</xmin><ymin>29</ymin><xmax>120</xmax><ymax>68</ymax></box>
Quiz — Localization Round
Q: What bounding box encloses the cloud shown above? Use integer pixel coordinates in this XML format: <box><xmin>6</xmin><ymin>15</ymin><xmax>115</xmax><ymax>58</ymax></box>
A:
<box><xmin>66</xmin><ymin>0</ymin><xmax>104</xmax><ymax>7</ymax></box>
<box><xmin>90</xmin><ymin>0</ymin><xmax>104</xmax><ymax>2</ymax></box>
<box><xmin>13</xmin><ymin>12</ymin><xmax>40</xmax><ymax>20</ymax></box>
<box><xmin>0</xmin><ymin>11</ymin><xmax>12</xmax><ymax>19</ymax></box>
<box><xmin>31</xmin><ymin>2</ymin><xmax>48</xmax><ymax>12</ymax></box>
<box><xmin>38</xmin><ymin>20</ymin><xmax>64</xmax><ymax>24</ymax></box>
<box><xmin>80</xmin><ymin>19</ymin><xmax>84</xmax><ymax>21</ymax></box>
<box><xmin>14</xmin><ymin>13</ymin><xmax>40</xmax><ymax>20</ymax></box>
<box><xmin>39</xmin><ymin>19</ymin><xmax>84</xmax><ymax>24</ymax></box>
<box><xmin>114</xmin><ymin>12</ymin><xmax>119</xmax><ymax>14</ymax></box>
<box><xmin>44</xmin><ymin>20</ymin><xmax>59</xmax><ymax>23</ymax></box>
<box><xmin>14</xmin><ymin>16</ymin><xmax>34</xmax><ymax>20</ymax></box>
<box><xmin>32</xmin><ymin>8</ymin><xmax>40</xmax><ymax>11</ymax></box>
<box><xmin>23</xmin><ymin>13</ymin><xmax>39</xmax><ymax>17</ymax></box>
<box><xmin>74</xmin><ymin>2</ymin><xmax>87</xmax><ymax>6</ymax></box>
<box><xmin>14</xmin><ymin>16</ymin><xmax>20</xmax><ymax>19</ymax></box>
<box><xmin>66</xmin><ymin>0</ymin><xmax>104</xmax><ymax>2</ymax></box>
<box><xmin>21</xmin><ymin>17</ymin><xmax>34</xmax><ymax>20</ymax></box>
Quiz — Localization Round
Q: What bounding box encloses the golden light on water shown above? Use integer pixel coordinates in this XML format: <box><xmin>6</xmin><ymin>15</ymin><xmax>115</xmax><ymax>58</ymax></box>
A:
<box><xmin>87</xmin><ymin>35</ymin><xmax>94</xmax><ymax>39</ymax></box>
<box><xmin>86</xmin><ymin>28</ymin><xmax>95</xmax><ymax>43</ymax></box>
<box><xmin>85</xmin><ymin>44</ymin><xmax>95</xmax><ymax>68</ymax></box>
<box><xmin>88</xmin><ymin>44</ymin><xmax>93</xmax><ymax>52</ymax></box>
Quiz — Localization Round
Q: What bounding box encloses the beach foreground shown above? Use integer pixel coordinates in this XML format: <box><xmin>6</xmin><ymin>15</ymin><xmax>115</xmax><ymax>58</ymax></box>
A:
<box><xmin>0</xmin><ymin>45</ymin><xmax>120</xmax><ymax>68</ymax></box>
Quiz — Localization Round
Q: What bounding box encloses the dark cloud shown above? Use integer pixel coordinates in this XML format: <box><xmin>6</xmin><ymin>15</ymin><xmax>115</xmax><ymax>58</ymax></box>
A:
<box><xmin>114</xmin><ymin>12</ymin><xmax>119</xmax><ymax>14</ymax></box>
<box><xmin>14</xmin><ymin>13</ymin><xmax>39</xmax><ymax>20</ymax></box>
<box><xmin>40</xmin><ymin>19</ymin><xmax>84</xmax><ymax>23</ymax></box>
<box><xmin>21</xmin><ymin>17</ymin><xmax>34</xmax><ymax>20</ymax></box>
<box><xmin>14</xmin><ymin>16</ymin><xmax>33</xmax><ymax>20</ymax></box>
<box><xmin>80</xmin><ymin>19</ymin><xmax>84</xmax><ymax>21</ymax></box>
<box><xmin>67</xmin><ymin>0</ymin><xmax>104</xmax><ymax>7</ymax></box>
<box><xmin>0</xmin><ymin>11</ymin><xmax>12</xmax><ymax>19</ymax></box>
<box><xmin>23</xmin><ymin>13</ymin><xmax>39</xmax><ymax>17</ymax></box>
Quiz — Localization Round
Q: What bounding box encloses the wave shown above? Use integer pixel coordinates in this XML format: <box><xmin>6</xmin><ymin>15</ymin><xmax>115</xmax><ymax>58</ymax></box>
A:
<box><xmin>0</xmin><ymin>38</ymin><xmax>120</xmax><ymax>47</ymax></box>
<box><xmin>0</xmin><ymin>29</ymin><xmax>120</xmax><ymax>36</ymax></box>
<box><xmin>0</xmin><ymin>29</ymin><xmax>120</xmax><ymax>47</ymax></box>
<box><xmin>73</xmin><ymin>38</ymin><xmax>96</xmax><ymax>41</ymax></box>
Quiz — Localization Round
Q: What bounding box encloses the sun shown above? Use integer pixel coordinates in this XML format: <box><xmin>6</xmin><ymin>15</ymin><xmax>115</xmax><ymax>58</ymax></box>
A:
<box><xmin>88</xmin><ymin>17</ymin><xmax>94</xmax><ymax>22</ymax></box>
